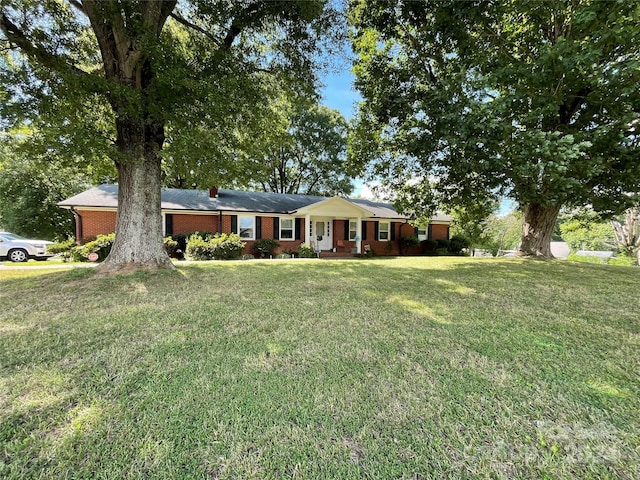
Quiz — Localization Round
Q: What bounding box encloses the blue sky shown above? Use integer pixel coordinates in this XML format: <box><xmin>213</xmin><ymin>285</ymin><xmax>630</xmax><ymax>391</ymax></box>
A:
<box><xmin>320</xmin><ymin>68</ymin><xmax>360</xmax><ymax>120</ymax></box>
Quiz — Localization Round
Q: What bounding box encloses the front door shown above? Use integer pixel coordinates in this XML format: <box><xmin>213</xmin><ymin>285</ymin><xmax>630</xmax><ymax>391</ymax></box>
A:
<box><xmin>314</xmin><ymin>219</ymin><xmax>333</xmax><ymax>251</ymax></box>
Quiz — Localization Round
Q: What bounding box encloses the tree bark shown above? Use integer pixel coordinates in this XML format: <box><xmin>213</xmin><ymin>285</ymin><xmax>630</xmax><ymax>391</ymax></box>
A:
<box><xmin>611</xmin><ymin>207</ymin><xmax>640</xmax><ymax>259</ymax></box>
<box><xmin>518</xmin><ymin>204</ymin><xmax>561</xmax><ymax>258</ymax></box>
<box><xmin>98</xmin><ymin>118</ymin><xmax>174</xmax><ymax>274</ymax></box>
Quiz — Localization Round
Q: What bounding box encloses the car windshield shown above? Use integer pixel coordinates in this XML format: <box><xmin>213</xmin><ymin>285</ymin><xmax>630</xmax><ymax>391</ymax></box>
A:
<box><xmin>0</xmin><ymin>233</ymin><xmax>25</xmax><ymax>240</ymax></box>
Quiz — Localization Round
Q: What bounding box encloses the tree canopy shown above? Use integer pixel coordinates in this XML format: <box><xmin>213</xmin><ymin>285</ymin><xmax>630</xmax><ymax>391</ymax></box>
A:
<box><xmin>0</xmin><ymin>0</ymin><xmax>339</xmax><ymax>272</ymax></box>
<box><xmin>349</xmin><ymin>0</ymin><xmax>640</xmax><ymax>257</ymax></box>
<box><xmin>248</xmin><ymin>98</ymin><xmax>352</xmax><ymax>196</ymax></box>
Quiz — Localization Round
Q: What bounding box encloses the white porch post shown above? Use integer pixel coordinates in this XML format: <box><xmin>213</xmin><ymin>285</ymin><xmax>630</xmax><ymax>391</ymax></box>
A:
<box><xmin>356</xmin><ymin>216</ymin><xmax>362</xmax><ymax>254</ymax></box>
<box><xmin>305</xmin><ymin>214</ymin><xmax>311</xmax><ymax>246</ymax></box>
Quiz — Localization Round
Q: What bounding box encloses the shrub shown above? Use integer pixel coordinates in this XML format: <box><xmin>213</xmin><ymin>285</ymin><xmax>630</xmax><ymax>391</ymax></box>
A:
<box><xmin>47</xmin><ymin>238</ymin><xmax>81</xmax><ymax>262</ymax></box>
<box><xmin>186</xmin><ymin>233</ymin><xmax>246</xmax><ymax>261</ymax></box>
<box><xmin>79</xmin><ymin>233</ymin><xmax>115</xmax><ymax>261</ymax></box>
<box><xmin>297</xmin><ymin>243</ymin><xmax>316</xmax><ymax>258</ymax></box>
<box><xmin>241</xmin><ymin>254</ymin><xmax>255</xmax><ymax>260</ymax></box>
<box><xmin>170</xmin><ymin>233</ymin><xmax>189</xmax><ymax>252</ymax></box>
<box><xmin>185</xmin><ymin>234</ymin><xmax>213</xmax><ymax>260</ymax></box>
<box><xmin>210</xmin><ymin>233</ymin><xmax>245</xmax><ymax>260</ymax></box>
<box><xmin>253</xmin><ymin>238</ymin><xmax>280</xmax><ymax>258</ymax></box>
<box><xmin>436</xmin><ymin>239</ymin><xmax>450</xmax><ymax>250</ymax></box>
<box><xmin>163</xmin><ymin>236</ymin><xmax>183</xmax><ymax>259</ymax></box>
<box><xmin>399</xmin><ymin>236</ymin><xmax>419</xmax><ymax>255</ymax></box>
<box><xmin>421</xmin><ymin>239</ymin><xmax>438</xmax><ymax>253</ymax></box>
<box><xmin>448</xmin><ymin>235</ymin><xmax>470</xmax><ymax>255</ymax></box>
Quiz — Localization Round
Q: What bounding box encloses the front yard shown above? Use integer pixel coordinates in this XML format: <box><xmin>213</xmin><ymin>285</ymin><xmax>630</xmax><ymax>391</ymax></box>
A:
<box><xmin>0</xmin><ymin>257</ymin><xmax>638</xmax><ymax>479</ymax></box>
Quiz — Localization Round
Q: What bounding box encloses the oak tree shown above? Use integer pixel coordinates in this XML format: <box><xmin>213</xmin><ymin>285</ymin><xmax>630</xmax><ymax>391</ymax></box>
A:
<box><xmin>349</xmin><ymin>0</ymin><xmax>640</xmax><ymax>257</ymax></box>
<box><xmin>1</xmin><ymin>0</ymin><xmax>336</xmax><ymax>273</ymax></box>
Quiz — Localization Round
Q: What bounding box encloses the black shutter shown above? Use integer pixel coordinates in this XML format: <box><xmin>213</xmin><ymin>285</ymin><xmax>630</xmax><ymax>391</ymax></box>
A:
<box><xmin>374</xmin><ymin>221</ymin><xmax>380</xmax><ymax>240</ymax></box>
<box><xmin>414</xmin><ymin>226</ymin><xmax>419</xmax><ymax>236</ymax></box>
<box><xmin>446</xmin><ymin>226</ymin><xmax>450</xmax><ymax>240</ymax></box>
<box><xmin>428</xmin><ymin>224</ymin><xmax>433</xmax><ymax>240</ymax></box>
<box><xmin>165</xmin><ymin>214</ymin><xmax>173</xmax><ymax>236</ymax></box>
<box><xmin>273</xmin><ymin>217</ymin><xmax>279</xmax><ymax>240</ymax></box>
<box><xmin>256</xmin><ymin>216</ymin><xmax>262</xmax><ymax>239</ymax></box>
<box><xmin>231</xmin><ymin>215</ymin><xmax>237</xmax><ymax>234</ymax></box>
<box><xmin>344</xmin><ymin>220</ymin><xmax>350</xmax><ymax>241</ymax></box>
<box><xmin>361</xmin><ymin>221</ymin><xmax>367</xmax><ymax>240</ymax></box>
<box><xmin>295</xmin><ymin>218</ymin><xmax>302</xmax><ymax>240</ymax></box>
<box><xmin>390</xmin><ymin>222</ymin><xmax>396</xmax><ymax>241</ymax></box>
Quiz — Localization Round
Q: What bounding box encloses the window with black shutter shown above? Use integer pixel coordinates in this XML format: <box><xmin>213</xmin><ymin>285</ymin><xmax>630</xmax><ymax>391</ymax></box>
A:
<box><xmin>165</xmin><ymin>214</ymin><xmax>173</xmax><ymax>236</ymax></box>
<box><xmin>255</xmin><ymin>216</ymin><xmax>262</xmax><ymax>239</ymax></box>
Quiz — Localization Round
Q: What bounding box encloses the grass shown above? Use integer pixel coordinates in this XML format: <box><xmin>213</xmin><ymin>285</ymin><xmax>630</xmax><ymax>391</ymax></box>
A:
<box><xmin>1</xmin><ymin>257</ymin><xmax>638</xmax><ymax>479</ymax></box>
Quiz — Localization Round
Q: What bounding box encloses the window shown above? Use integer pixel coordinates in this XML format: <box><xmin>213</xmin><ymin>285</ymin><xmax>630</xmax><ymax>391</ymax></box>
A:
<box><xmin>280</xmin><ymin>218</ymin><xmax>294</xmax><ymax>239</ymax></box>
<box><xmin>378</xmin><ymin>221</ymin><xmax>390</xmax><ymax>241</ymax></box>
<box><xmin>238</xmin><ymin>216</ymin><xmax>255</xmax><ymax>239</ymax></box>
<box><xmin>417</xmin><ymin>227</ymin><xmax>427</xmax><ymax>241</ymax></box>
<box><xmin>349</xmin><ymin>221</ymin><xmax>357</xmax><ymax>241</ymax></box>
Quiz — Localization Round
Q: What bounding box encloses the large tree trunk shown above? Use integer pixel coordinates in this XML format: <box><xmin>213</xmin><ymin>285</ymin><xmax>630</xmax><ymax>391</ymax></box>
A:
<box><xmin>82</xmin><ymin>1</ymin><xmax>177</xmax><ymax>274</ymax></box>
<box><xmin>518</xmin><ymin>204</ymin><xmax>561</xmax><ymax>258</ymax></box>
<box><xmin>98</xmin><ymin>118</ymin><xmax>174</xmax><ymax>274</ymax></box>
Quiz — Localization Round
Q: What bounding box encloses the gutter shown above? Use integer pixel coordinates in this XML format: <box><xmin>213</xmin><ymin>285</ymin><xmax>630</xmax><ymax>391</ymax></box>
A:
<box><xmin>70</xmin><ymin>207</ymin><xmax>82</xmax><ymax>243</ymax></box>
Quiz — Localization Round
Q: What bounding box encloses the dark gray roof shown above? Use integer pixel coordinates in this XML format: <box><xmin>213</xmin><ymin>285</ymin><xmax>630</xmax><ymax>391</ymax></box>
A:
<box><xmin>59</xmin><ymin>184</ymin><xmax>451</xmax><ymax>221</ymax></box>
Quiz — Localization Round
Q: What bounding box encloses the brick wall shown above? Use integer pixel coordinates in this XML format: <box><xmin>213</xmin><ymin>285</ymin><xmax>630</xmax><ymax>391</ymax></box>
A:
<box><xmin>431</xmin><ymin>223</ymin><xmax>449</xmax><ymax>240</ymax></box>
<box><xmin>172</xmin><ymin>214</ymin><xmax>219</xmax><ymax>235</ymax></box>
<box><xmin>77</xmin><ymin>210</ymin><xmax>116</xmax><ymax>242</ymax></box>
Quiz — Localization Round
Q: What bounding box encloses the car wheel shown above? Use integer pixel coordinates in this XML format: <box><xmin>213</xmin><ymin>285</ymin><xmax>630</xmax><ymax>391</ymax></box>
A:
<box><xmin>8</xmin><ymin>249</ymin><xmax>29</xmax><ymax>262</ymax></box>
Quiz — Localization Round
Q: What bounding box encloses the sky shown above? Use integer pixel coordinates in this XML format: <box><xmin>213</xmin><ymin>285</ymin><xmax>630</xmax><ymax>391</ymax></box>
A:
<box><xmin>320</xmin><ymin>66</ymin><xmax>378</xmax><ymax>198</ymax></box>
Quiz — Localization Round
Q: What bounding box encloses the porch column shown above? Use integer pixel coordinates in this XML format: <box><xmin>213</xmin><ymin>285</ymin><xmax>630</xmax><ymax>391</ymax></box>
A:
<box><xmin>305</xmin><ymin>214</ymin><xmax>311</xmax><ymax>246</ymax></box>
<box><xmin>356</xmin><ymin>216</ymin><xmax>362</xmax><ymax>254</ymax></box>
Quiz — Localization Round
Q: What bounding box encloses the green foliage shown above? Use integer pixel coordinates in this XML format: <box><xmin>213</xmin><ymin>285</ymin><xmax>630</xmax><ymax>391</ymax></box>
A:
<box><xmin>399</xmin><ymin>235</ymin><xmax>419</xmax><ymax>255</ymax></box>
<box><xmin>185</xmin><ymin>235</ymin><xmax>212</xmax><ymax>261</ymax></box>
<box><xmin>297</xmin><ymin>243</ymin><xmax>316</xmax><ymax>258</ymax></box>
<box><xmin>559</xmin><ymin>210</ymin><xmax>614</xmax><ymax>252</ymax></box>
<box><xmin>79</xmin><ymin>233</ymin><xmax>116</xmax><ymax>262</ymax></box>
<box><xmin>350</xmin><ymin>1</ymin><xmax>640</xmax><ymax>251</ymax></box>
<box><xmin>253</xmin><ymin>238</ymin><xmax>280</xmax><ymax>258</ymax></box>
<box><xmin>186</xmin><ymin>233</ymin><xmax>245</xmax><ymax>261</ymax></box>
<box><xmin>245</xmin><ymin>99</ymin><xmax>354</xmax><ymax>196</ymax></box>
<box><xmin>0</xmin><ymin>1</ymin><xmax>342</xmax><ymax>270</ymax></box>
<box><xmin>448</xmin><ymin>235</ymin><xmax>471</xmax><ymax>255</ymax></box>
<box><xmin>421</xmin><ymin>239</ymin><xmax>438</xmax><ymax>253</ymax></box>
<box><xmin>47</xmin><ymin>238</ymin><xmax>83</xmax><ymax>262</ymax></box>
<box><xmin>608</xmin><ymin>256</ymin><xmax>638</xmax><ymax>267</ymax></box>
<box><xmin>436</xmin><ymin>239</ymin><xmax>450</xmax><ymax>251</ymax></box>
<box><xmin>478</xmin><ymin>213</ymin><xmax>524</xmax><ymax>256</ymax></box>
<box><xmin>0</xmin><ymin>131</ymin><xmax>110</xmax><ymax>240</ymax></box>
<box><xmin>163</xmin><ymin>237</ymin><xmax>181</xmax><ymax>259</ymax></box>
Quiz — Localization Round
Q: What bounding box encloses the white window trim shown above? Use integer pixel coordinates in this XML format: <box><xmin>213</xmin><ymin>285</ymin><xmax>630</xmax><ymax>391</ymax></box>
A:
<box><xmin>349</xmin><ymin>220</ymin><xmax>357</xmax><ymax>241</ymax></box>
<box><xmin>280</xmin><ymin>217</ymin><xmax>295</xmax><ymax>240</ymax></box>
<box><xmin>238</xmin><ymin>215</ymin><xmax>255</xmax><ymax>240</ymax></box>
<box><xmin>417</xmin><ymin>227</ymin><xmax>427</xmax><ymax>241</ymax></box>
<box><xmin>378</xmin><ymin>221</ymin><xmax>390</xmax><ymax>241</ymax></box>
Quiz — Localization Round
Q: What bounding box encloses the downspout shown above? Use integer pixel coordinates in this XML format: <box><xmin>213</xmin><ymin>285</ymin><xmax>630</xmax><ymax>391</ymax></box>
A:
<box><xmin>70</xmin><ymin>207</ymin><xmax>82</xmax><ymax>243</ymax></box>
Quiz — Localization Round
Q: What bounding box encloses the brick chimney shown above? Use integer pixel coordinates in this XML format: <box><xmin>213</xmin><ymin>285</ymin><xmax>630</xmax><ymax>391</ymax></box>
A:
<box><xmin>209</xmin><ymin>186</ymin><xmax>219</xmax><ymax>198</ymax></box>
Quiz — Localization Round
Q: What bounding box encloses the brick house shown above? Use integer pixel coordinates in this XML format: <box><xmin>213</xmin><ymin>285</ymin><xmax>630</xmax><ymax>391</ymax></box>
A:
<box><xmin>58</xmin><ymin>184</ymin><xmax>451</xmax><ymax>256</ymax></box>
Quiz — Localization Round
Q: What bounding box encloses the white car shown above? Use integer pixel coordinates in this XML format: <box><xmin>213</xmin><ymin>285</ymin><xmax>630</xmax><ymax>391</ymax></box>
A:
<box><xmin>0</xmin><ymin>232</ymin><xmax>54</xmax><ymax>262</ymax></box>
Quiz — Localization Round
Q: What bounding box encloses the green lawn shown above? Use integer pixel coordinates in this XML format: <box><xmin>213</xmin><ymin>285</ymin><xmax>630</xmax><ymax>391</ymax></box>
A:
<box><xmin>1</xmin><ymin>257</ymin><xmax>638</xmax><ymax>479</ymax></box>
